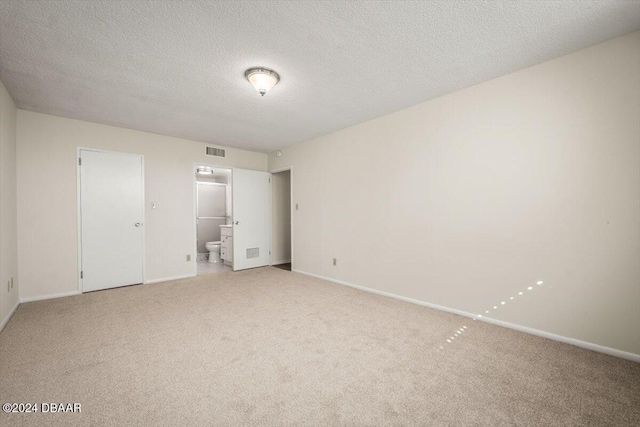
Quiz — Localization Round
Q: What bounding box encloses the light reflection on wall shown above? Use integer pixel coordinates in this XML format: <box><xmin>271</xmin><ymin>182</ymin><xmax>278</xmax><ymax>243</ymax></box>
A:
<box><xmin>438</xmin><ymin>280</ymin><xmax>545</xmax><ymax>350</ymax></box>
<box><xmin>476</xmin><ymin>280</ymin><xmax>543</xmax><ymax>319</ymax></box>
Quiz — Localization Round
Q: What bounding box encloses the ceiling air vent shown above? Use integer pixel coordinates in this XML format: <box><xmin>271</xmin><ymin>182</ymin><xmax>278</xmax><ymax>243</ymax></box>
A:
<box><xmin>206</xmin><ymin>147</ymin><xmax>226</xmax><ymax>158</ymax></box>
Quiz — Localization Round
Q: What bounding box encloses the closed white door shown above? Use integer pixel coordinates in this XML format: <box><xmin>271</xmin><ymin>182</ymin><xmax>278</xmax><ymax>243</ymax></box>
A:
<box><xmin>80</xmin><ymin>150</ymin><xmax>144</xmax><ymax>292</ymax></box>
<box><xmin>232</xmin><ymin>168</ymin><xmax>271</xmax><ymax>271</ymax></box>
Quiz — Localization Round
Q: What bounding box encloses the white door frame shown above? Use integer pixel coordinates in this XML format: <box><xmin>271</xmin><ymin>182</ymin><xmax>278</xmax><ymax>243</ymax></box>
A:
<box><xmin>76</xmin><ymin>147</ymin><xmax>146</xmax><ymax>293</ymax></box>
<box><xmin>191</xmin><ymin>163</ymin><xmax>232</xmax><ymax>276</ymax></box>
<box><xmin>269</xmin><ymin>166</ymin><xmax>293</xmax><ymax>268</ymax></box>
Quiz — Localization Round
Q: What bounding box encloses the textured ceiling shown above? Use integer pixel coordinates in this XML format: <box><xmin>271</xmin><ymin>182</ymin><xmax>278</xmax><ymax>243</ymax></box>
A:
<box><xmin>1</xmin><ymin>1</ymin><xmax>639</xmax><ymax>153</ymax></box>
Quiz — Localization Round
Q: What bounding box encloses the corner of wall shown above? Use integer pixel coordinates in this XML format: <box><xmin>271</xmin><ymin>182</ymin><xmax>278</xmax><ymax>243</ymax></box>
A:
<box><xmin>0</xmin><ymin>78</ymin><xmax>20</xmax><ymax>332</ymax></box>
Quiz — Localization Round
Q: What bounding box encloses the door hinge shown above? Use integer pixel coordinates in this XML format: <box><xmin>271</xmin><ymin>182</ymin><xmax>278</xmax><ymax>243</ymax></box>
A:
<box><xmin>80</xmin><ymin>271</ymin><xmax>83</xmax><ymax>279</ymax></box>
<box><xmin>78</xmin><ymin>157</ymin><xmax>82</xmax><ymax>166</ymax></box>
<box><xmin>269</xmin><ymin>250</ymin><xmax>271</xmax><ymax>255</ymax></box>
<box><xmin>268</xmin><ymin>177</ymin><xmax>271</xmax><ymax>183</ymax></box>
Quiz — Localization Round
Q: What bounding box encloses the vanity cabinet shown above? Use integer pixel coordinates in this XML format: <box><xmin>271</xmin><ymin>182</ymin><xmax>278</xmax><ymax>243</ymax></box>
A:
<box><xmin>221</xmin><ymin>226</ymin><xmax>233</xmax><ymax>265</ymax></box>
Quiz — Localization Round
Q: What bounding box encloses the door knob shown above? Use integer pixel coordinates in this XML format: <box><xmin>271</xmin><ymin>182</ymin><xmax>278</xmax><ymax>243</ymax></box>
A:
<box><xmin>234</xmin><ymin>221</ymin><xmax>239</xmax><ymax>225</ymax></box>
<box><xmin>135</xmin><ymin>223</ymin><xmax>142</xmax><ymax>227</ymax></box>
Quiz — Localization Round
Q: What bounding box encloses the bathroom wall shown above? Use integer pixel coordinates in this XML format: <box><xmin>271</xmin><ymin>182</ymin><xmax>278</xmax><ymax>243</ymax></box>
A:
<box><xmin>196</xmin><ymin>182</ymin><xmax>227</xmax><ymax>252</ymax></box>
<box><xmin>268</xmin><ymin>32</ymin><xmax>640</xmax><ymax>357</ymax></box>
<box><xmin>0</xmin><ymin>78</ymin><xmax>19</xmax><ymax>329</ymax></box>
<box><xmin>195</xmin><ymin>173</ymin><xmax>230</xmax><ymax>185</ymax></box>
<box><xmin>195</xmin><ymin>169</ymin><xmax>232</xmax><ymax>252</ymax></box>
<box><xmin>271</xmin><ymin>170</ymin><xmax>291</xmax><ymax>265</ymax></box>
<box><xmin>200</xmin><ymin>171</ymin><xmax>233</xmax><ymax>222</ymax></box>
<box><xmin>225</xmin><ymin>183</ymin><xmax>232</xmax><ymax>221</ymax></box>
<box><xmin>17</xmin><ymin>111</ymin><xmax>267</xmax><ymax>300</ymax></box>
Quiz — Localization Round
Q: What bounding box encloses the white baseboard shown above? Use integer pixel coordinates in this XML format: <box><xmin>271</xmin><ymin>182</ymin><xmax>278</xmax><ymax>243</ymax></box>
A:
<box><xmin>292</xmin><ymin>269</ymin><xmax>640</xmax><ymax>363</ymax></box>
<box><xmin>20</xmin><ymin>290</ymin><xmax>82</xmax><ymax>303</ymax></box>
<box><xmin>272</xmin><ymin>259</ymin><xmax>291</xmax><ymax>265</ymax></box>
<box><xmin>145</xmin><ymin>273</ymin><xmax>196</xmax><ymax>284</ymax></box>
<box><xmin>0</xmin><ymin>299</ymin><xmax>20</xmax><ymax>333</ymax></box>
<box><xmin>18</xmin><ymin>274</ymin><xmax>197</xmax><ymax>303</ymax></box>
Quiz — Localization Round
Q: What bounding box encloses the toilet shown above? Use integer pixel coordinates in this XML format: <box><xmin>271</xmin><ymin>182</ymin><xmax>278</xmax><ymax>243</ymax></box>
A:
<box><xmin>205</xmin><ymin>241</ymin><xmax>222</xmax><ymax>263</ymax></box>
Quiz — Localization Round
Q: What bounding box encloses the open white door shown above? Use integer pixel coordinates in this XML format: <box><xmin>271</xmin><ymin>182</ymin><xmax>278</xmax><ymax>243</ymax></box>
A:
<box><xmin>232</xmin><ymin>168</ymin><xmax>271</xmax><ymax>271</ymax></box>
<box><xmin>80</xmin><ymin>149</ymin><xmax>144</xmax><ymax>292</ymax></box>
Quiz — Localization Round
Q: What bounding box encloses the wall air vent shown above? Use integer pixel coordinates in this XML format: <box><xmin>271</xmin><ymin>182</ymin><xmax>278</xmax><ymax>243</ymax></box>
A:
<box><xmin>246</xmin><ymin>248</ymin><xmax>259</xmax><ymax>259</ymax></box>
<box><xmin>206</xmin><ymin>147</ymin><xmax>226</xmax><ymax>158</ymax></box>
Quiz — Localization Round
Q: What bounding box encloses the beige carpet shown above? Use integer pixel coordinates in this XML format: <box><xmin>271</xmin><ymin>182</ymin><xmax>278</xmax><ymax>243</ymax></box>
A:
<box><xmin>1</xmin><ymin>267</ymin><xmax>639</xmax><ymax>426</ymax></box>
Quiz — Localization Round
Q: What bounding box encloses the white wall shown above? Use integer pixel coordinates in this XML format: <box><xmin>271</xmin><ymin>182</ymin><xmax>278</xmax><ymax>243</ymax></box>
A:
<box><xmin>17</xmin><ymin>111</ymin><xmax>267</xmax><ymax>300</ymax></box>
<box><xmin>269</xmin><ymin>32</ymin><xmax>640</xmax><ymax>356</ymax></box>
<box><xmin>0</xmin><ymin>79</ymin><xmax>19</xmax><ymax>328</ymax></box>
<box><xmin>271</xmin><ymin>170</ymin><xmax>291</xmax><ymax>264</ymax></box>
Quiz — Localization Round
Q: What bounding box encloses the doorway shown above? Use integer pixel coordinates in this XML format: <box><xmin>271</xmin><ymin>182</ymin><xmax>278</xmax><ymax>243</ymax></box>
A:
<box><xmin>193</xmin><ymin>166</ymin><xmax>273</xmax><ymax>275</ymax></box>
<box><xmin>271</xmin><ymin>169</ymin><xmax>292</xmax><ymax>271</ymax></box>
<box><xmin>78</xmin><ymin>149</ymin><xmax>145</xmax><ymax>292</ymax></box>
<box><xmin>194</xmin><ymin>165</ymin><xmax>232</xmax><ymax>275</ymax></box>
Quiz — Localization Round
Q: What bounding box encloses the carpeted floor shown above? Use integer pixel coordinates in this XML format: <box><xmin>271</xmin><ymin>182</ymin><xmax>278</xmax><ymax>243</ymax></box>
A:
<box><xmin>1</xmin><ymin>267</ymin><xmax>639</xmax><ymax>426</ymax></box>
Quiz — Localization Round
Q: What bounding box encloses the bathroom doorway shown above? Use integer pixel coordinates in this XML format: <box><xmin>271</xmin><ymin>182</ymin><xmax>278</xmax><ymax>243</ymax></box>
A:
<box><xmin>194</xmin><ymin>165</ymin><xmax>233</xmax><ymax>275</ymax></box>
<box><xmin>271</xmin><ymin>168</ymin><xmax>292</xmax><ymax>271</ymax></box>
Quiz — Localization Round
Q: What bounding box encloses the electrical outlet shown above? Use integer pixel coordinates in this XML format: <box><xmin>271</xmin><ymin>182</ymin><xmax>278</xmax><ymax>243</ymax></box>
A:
<box><xmin>333</xmin><ymin>258</ymin><xmax>337</xmax><ymax>266</ymax></box>
<box><xmin>186</xmin><ymin>254</ymin><xmax>191</xmax><ymax>262</ymax></box>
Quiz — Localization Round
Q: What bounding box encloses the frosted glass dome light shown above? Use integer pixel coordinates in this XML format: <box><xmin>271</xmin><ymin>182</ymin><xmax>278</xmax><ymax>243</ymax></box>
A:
<box><xmin>245</xmin><ymin>68</ymin><xmax>280</xmax><ymax>96</ymax></box>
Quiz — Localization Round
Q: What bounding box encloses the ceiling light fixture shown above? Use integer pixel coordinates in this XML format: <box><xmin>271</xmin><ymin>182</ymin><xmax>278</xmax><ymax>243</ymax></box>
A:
<box><xmin>245</xmin><ymin>68</ymin><xmax>280</xmax><ymax>96</ymax></box>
